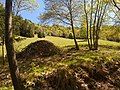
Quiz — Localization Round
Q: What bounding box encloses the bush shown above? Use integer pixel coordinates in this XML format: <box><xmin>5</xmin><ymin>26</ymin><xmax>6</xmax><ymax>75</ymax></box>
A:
<box><xmin>79</xmin><ymin>29</ymin><xmax>87</xmax><ymax>39</ymax></box>
<box><xmin>51</xmin><ymin>32</ymin><xmax>57</xmax><ymax>36</ymax></box>
<box><xmin>68</xmin><ymin>33</ymin><xmax>73</xmax><ymax>39</ymax></box>
<box><xmin>107</xmin><ymin>35</ymin><xmax>120</xmax><ymax>42</ymax></box>
<box><xmin>38</xmin><ymin>32</ymin><xmax>45</xmax><ymax>38</ymax></box>
<box><xmin>20</xmin><ymin>29</ymin><xmax>34</xmax><ymax>38</ymax></box>
<box><xmin>60</xmin><ymin>33</ymin><xmax>67</xmax><ymax>38</ymax></box>
<box><xmin>38</xmin><ymin>32</ymin><xmax>42</xmax><ymax>38</ymax></box>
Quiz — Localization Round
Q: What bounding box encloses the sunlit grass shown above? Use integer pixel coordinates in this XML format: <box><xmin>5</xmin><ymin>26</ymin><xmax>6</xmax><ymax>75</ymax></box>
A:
<box><xmin>0</xmin><ymin>36</ymin><xmax>120</xmax><ymax>57</ymax></box>
<box><xmin>14</xmin><ymin>36</ymin><xmax>75</xmax><ymax>52</ymax></box>
<box><xmin>0</xmin><ymin>86</ymin><xmax>13</xmax><ymax>90</ymax></box>
<box><xmin>0</xmin><ymin>36</ymin><xmax>120</xmax><ymax>89</ymax></box>
<box><xmin>99</xmin><ymin>39</ymin><xmax>120</xmax><ymax>47</ymax></box>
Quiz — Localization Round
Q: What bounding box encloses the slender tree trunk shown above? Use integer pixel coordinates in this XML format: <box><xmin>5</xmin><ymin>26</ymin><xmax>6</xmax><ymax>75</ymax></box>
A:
<box><xmin>94</xmin><ymin>3</ymin><xmax>107</xmax><ymax>50</ymax></box>
<box><xmin>84</xmin><ymin>0</ymin><xmax>91</xmax><ymax>50</ymax></box>
<box><xmin>2</xmin><ymin>37</ymin><xmax>5</xmax><ymax>65</ymax></box>
<box><xmin>0</xmin><ymin>25</ymin><xmax>5</xmax><ymax>65</ymax></box>
<box><xmin>89</xmin><ymin>0</ymin><xmax>94</xmax><ymax>50</ymax></box>
<box><xmin>112</xmin><ymin>0</ymin><xmax>120</xmax><ymax>11</ymax></box>
<box><xmin>94</xmin><ymin>17</ymin><xmax>100</xmax><ymax>50</ymax></box>
<box><xmin>94</xmin><ymin>30</ymin><xmax>99</xmax><ymax>50</ymax></box>
<box><xmin>93</xmin><ymin>3</ymin><xmax>99</xmax><ymax>50</ymax></box>
<box><xmin>5</xmin><ymin>0</ymin><xmax>23</xmax><ymax>90</ymax></box>
<box><xmin>69</xmin><ymin>0</ymin><xmax>79</xmax><ymax>50</ymax></box>
<box><xmin>71</xmin><ymin>22</ymin><xmax>79</xmax><ymax>50</ymax></box>
<box><xmin>84</xmin><ymin>0</ymin><xmax>107</xmax><ymax>50</ymax></box>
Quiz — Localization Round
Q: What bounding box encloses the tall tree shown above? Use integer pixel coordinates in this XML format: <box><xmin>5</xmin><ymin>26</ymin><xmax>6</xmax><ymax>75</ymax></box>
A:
<box><xmin>83</xmin><ymin>0</ymin><xmax>108</xmax><ymax>50</ymax></box>
<box><xmin>40</xmin><ymin>0</ymin><xmax>81</xmax><ymax>50</ymax></box>
<box><xmin>0</xmin><ymin>3</ymin><xmax>5</xmax><ymax>65</ymax></box>
<box><xmin>13</xmin><ymin>0</ymin><xmax>39</xmax><ymax>16</ymax></box>
<box><xmin>112</xmin><ymin>0</ymin><xmax>120</xmax><ymax>11</ymax></box>
<box><xmin>110</xmin><ymin>0</ymin><xmax>120</xmax><ymax>23</ymax></box>
<box><xmin>5</xmin><ymin>0</ymin><xmax>23</xmax><ymax>90</ymax></box>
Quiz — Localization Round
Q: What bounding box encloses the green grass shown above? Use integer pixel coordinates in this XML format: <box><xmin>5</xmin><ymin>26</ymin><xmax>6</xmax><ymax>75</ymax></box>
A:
<box><xmin>0</xmin><ymin>36</ymin><xmax>120</xmax><ymax>57</ymax></box>
<box><xmin>13</xmin><ymin>36</ymin><xmax>120</xmax><ymax>52</ymax></box>
<box><xmin>99</xmin><ymin>39</ymin><xmax>120</xmax><ymax>47</ymax></box>
<box><xmin>18</xmin><ymin>44</ymin><xmax>120</xmax><ymax>82</ymax></box>
<box><xmin>14</xmin><ymin>36</ymin><xmax>75</xmax><ymax>52</ymax></box>
<box><xmin>0</xmin><ymin>36</ymin><xmax>120</xmax><ymax>89</ymax></box>
<box><xmin>0</xmin><ymin>86</ymin><xmax>13</xmax><ymax>90</ymax></box>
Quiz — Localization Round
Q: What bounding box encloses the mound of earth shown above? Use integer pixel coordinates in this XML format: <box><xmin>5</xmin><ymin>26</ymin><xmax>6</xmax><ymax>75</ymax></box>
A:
<box><xmin>17</xmin><ymin>40</ymin><xmax>60</xmax><ymax>58</ymax></box>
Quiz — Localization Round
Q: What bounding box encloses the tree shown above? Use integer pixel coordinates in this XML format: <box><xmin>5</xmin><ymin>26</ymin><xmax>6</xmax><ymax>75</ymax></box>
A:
<box><xmin>83</xmin><ymin>0</ymin><xmax>108</xmax><ymax>50</ymax></box>
<box><xmin>13</xmin><ymin>0</ymin><xmax>39</xmax><ymax>16</ymax></box>
<box><xmin>110</xmin><ymin>0</ymin><xmax>120</xmax><ymax>24</ymax></box>
<box><xmin>5</xmin><ymin>0</ymin><xmax>23</xmax><ymax>90</ymax></box>
<box><xmin>112</xmin><ymin>0</ymin><xmax>120</xmax><ymax>11</ymax></box>
<box><xmin>20</xmin><ymin>19</ymin><xmax>35</xmax><ymax>37</ymax></box>
<box><xmin>0</xmin><ymin>3</ymin><xmax>5</xmax><ymax>65</ymax></box>
<box><xmin>12</xmin><ymin>15</ymin><xmax>23</xmax><ymax>36</ymax></box>
<box><xmin>0</xmin><ymin>3</ymin><xmax>4</xmax><ymax>36</ymax></box>
<box><xmin>40</xmin><ymin>0</ymin><xmax>81</xmax><ymax>50</ymax></box>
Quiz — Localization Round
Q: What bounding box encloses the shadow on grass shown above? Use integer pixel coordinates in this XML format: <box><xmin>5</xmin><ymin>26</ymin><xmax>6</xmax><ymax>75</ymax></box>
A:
<box><xmin>0</xmin><ymin>45</ymin><xmax>120</xmax><ymax>89</ymax></box>
<box><xmin>17</xmin><ymin>45</ymin><xmax>120</xmax><ymax>89</ymax></box>
<box><xmin>0</xmin><ymin>56</ymin><xmax>4</xmax><ymax>65</ymax></box>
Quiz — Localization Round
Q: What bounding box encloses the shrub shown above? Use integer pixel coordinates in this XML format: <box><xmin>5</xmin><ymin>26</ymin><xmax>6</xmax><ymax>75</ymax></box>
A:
<box><xmin>51</xmin><ymin>32</ymin><xmax>57</xmax><ymax>36</ymax></box>
<box><xmin>60</xmin><ymin>33</ymin><xmax>67</xmax><ymax>38</ymax></box>
<box><xmin>79</xmin><ymin>29</ymin><xmax>87</xmax><ymax>39</ymax></box>
<box><xmin>68</xmin><ymin>33</ymin><xmax>73</xmax><ymax>39</ymax></box>
<box><xmin>20</xmin><ymin>29</ymin><xmax>34</xmax><ymax>38</ymax></box>
<box><xmin>42</xmin><ymin>32</ymin><xmax>45</xmax><ymax>38</ymax></box>
<box><xmin>107</xmin><ymin>35</ymin><xmax>120</xmax><ymax>42</ymax></box>
<box><xmin>38</xmin><ymin>32</ymin><xmax>45</xmax><ymax>38</ymax></box>
<box><xmin>38</xmin><ymin>32</ymin><xmax>42</xmax><ymax>38</ymax></box>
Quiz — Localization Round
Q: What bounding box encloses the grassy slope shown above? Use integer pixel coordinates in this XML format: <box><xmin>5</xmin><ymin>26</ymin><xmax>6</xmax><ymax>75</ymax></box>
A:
<box><xmin>0</xmin><ymin>36</ymin><xmax>120</xmax><ymax>89</ymax></box>
<box><xmin>0</xmin><ymin>36</ymin><xmax>120</xmax><ymax>57</ymax></box>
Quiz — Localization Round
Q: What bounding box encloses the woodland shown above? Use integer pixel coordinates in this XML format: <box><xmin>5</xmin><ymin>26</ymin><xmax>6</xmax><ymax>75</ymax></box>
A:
<box><xmin>0</xmin><ymin>0</ymin><xmax>120</xmax><ymax>90</ymax></box>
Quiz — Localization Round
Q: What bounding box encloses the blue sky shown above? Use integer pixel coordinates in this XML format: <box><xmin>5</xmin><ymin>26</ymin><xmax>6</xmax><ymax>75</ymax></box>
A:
<box><xmin>0</xmin><ymin>0</ymin><xmax>45</xmax><ymax>24</ymax></box>
<box><xmin>20</xmin><ymin>0</ymin><xmax>45</xmax><ymax>24</ymax></box>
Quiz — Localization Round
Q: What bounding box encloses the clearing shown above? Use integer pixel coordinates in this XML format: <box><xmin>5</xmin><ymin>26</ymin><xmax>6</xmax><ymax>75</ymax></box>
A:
<box><xmin>0</xmin><ymin>36</ymin><xmax>120</xmax><ymax>90</ymax></box>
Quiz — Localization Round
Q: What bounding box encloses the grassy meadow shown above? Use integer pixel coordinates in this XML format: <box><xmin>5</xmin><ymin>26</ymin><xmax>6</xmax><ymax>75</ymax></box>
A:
<box><xmin>0</xmin><ymin>36</ymin><xmax>120</xmax><ymax>90</ymax></box>
<box><xmin>0</xmin><ymin>36</ymin><xmax>120</xmax><ymax>57</ymax></box>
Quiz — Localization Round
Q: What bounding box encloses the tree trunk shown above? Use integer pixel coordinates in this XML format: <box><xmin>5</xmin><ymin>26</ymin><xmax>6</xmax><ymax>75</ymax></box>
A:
<box><xmin>84</xmin><ymin>0</ymin><xmax>91</xmax><ymax>50</ymax></box>
<box><xmin>93</xmin><ymin>3</ymin><xmax>99</xmax><ymax>50</ymax></box>
<box><xmin>89</xmin><ymin>0</ymin><xmax>94</xmax><ymax>50</ymax></box>
<box><xmin>69</xmin><ymin>0</ymin><xmax>79</xmax><ymax>50</ymax></box>
<box><xmin>94</xmin><ymin>32</ymin><xmax>99</xmax><ymax>50</ymax></box>
<box><xmin>112</xmin><ymin>0</ymin><xmax>120</xmax><ymax>11</ymax></box>
<box><xmin>2</xmin><ymin>37</ymin><xmax>5</xmax><ymax>65</ymax></box>
<box><xmin>5</xmin><ymin>0</ymin><xmax>23</xmax><ymax>90</ymax></box>
<box><xmin>71</xmin><ymin>23</ymin><xmax>79</xmax><ymax>50</ymax></box>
